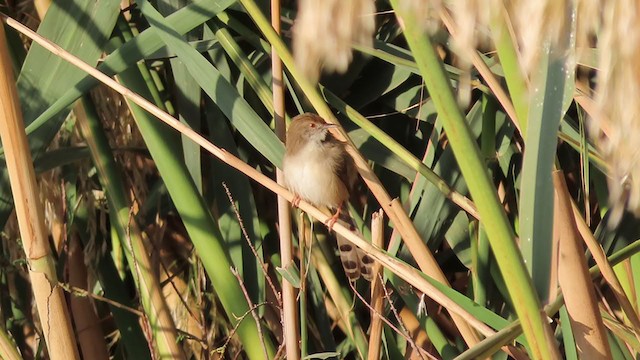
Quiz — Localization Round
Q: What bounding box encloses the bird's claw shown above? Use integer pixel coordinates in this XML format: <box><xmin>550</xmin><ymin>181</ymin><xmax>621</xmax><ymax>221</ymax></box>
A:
<box><xmin>325</xmin><ymin>208</ymin><xmax>341</xmax><ymax>231</ymax></box>
<box><xmin>291</xmin><ymin>195</ymin><xmax>301</xmax><ymax>208</ymax></box>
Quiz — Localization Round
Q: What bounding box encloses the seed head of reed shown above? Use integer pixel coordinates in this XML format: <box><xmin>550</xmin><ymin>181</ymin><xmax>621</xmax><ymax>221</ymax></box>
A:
<box><xmin>293</xmin><ymin>0</ymin><xmax>375</xmax><ymax>83</ymax></box>
<box><xmin>590</xmin><ymin>0</ymin><xmax>640</xmax><ymax>225</ymax></box>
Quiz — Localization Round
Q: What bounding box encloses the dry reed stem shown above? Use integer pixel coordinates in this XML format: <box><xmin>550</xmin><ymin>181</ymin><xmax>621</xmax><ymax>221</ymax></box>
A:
<box><xmin>272</xmin><ymin>0</ymin><xmax>298</xmax><ymax>356</ymax></box>
<box><xmin>297</xmin><ymin>211</ymin><xmax>308</xmax><ymax>357</ymax></box>
<box><xmin>1</xmin><ymin>12</ymin><xmax>499</xmax><ymax>343</ymax></box>
<box><xmin>554</xmin><ymin>170</ymin><xmax>611</xmax><ymax>359</ymax></box>
<box><xmin>0</xmin><ymin>21</ymin><xmax>80</xmax><ymax>360</ymax></box>
<box><xmin>367</xmin><ymin>210</ymin><xmax>384</xmax><ymax>360</ymax></box>
<box><xmin>309</xmin><ymin>239</ymin><xmax>367</xmax><ymax>358</ymax></box>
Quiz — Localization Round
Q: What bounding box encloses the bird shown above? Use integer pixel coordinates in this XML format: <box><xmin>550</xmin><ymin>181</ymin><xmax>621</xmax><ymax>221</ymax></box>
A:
<box><xmin>283</xmin><ymin>113</ymin><xmax>374</xmax><ymax>281</ymax></box>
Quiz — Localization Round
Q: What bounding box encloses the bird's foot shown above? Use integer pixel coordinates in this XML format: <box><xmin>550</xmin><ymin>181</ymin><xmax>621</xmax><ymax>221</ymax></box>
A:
<box><xmin>325</xmin><ymin>208</ymin><xmax>341</xmax><ymax>231</ymax></box>
<box><xmin>291</xmin><ymin>195</ymin><xmax>301</xmax><ymax>208</ymax></box>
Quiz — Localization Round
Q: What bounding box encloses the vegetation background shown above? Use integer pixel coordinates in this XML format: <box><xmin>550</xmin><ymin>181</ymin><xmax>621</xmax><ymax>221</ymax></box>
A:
<box><xmin>0</xmin><ymin>0</ymin><xmax>638</xmax><ymax>359</ymax></box>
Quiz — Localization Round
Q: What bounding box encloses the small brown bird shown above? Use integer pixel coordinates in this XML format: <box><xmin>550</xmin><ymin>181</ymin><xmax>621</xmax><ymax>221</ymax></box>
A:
<box><xmin>283</xmin><ymin>113</ymin><xmax>373</xmax><ymax>281</ymax></box>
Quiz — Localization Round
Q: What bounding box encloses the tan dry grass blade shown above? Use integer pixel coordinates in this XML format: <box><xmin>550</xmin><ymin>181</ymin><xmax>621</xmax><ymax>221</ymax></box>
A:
<box><xmin>554</xmin><ymin>171</ymin><xmax>611</xmax><ymax>359</ymax></box>
<box><xmin>399</xmin><ymin>307</ymin><xmax>433</xmax><ymax>359</ymax></box>
<box><xmin>0</xmin><ymin>22</ymin><xmax>80</xmax><ymax>360</ymax></box>
<box><xmin>571</xmin><ymin>201</ymin><xmax>640</xmax><ymax>342</ymax></box>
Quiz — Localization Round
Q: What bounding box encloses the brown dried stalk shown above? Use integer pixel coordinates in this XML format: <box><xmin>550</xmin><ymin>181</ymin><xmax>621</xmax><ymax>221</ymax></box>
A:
<box><xmin>0</xmin><ymin>21</ymin><xmax>80</xmax><ymax>360</ymax></box>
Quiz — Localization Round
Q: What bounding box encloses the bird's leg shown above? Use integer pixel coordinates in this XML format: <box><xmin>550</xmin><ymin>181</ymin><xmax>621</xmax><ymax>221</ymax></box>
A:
<box><xmin>291</xmin><ymin>194</ymin><xmax>301</xmax><ymax>208</ymax></box>
<box><xmin>325</xmin><ymin>205</ymin><xmax>342</xmax><ymax>231</ymax></box>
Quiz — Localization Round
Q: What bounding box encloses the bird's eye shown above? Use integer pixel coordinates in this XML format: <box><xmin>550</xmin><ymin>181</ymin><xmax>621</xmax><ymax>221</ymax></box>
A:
<box><xmin>309</xmin><ymin>123</ymin><xmax>316</xmax><ymax>128</ymax></box>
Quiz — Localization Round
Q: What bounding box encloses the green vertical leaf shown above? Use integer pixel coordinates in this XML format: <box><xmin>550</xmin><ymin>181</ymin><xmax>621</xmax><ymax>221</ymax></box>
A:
<box><xmin>519</xmin><ymin>25</ymin><xmax>575</xmax><ymax>302</ymax></box>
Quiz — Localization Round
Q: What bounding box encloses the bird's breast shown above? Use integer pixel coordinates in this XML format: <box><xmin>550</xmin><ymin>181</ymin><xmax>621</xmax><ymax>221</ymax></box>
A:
<box><xmin>283</xmin><ymin>144</ymin><xmax>347</xmax><ymax>209</ymax></box>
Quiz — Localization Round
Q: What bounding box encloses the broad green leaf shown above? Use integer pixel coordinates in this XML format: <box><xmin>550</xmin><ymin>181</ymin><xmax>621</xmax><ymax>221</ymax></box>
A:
<box><xmin>0</xmin><ymin>0</ymin><xmax>121</xmax><ymax>224</ymax></box>
<box><xmin>137</xmin><ymin>0</ymin><xmax>283</xmax><ymax>166</ymax></box>
<box><xmin>519</xmin><ymin>38</ymin><xmax>575</xmax><ymax>301</ymax></box>
<box><xmin>158</xmin><ymin>0</ymin><xmax>204</xmax><ymax>192</ymax></box>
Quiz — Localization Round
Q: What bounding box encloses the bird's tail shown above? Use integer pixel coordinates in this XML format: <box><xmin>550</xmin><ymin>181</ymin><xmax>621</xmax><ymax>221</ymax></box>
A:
<box><xmin>335</xmin><ymin>206</ymin><xmax>375</xmax><ymax>281</ymax></box>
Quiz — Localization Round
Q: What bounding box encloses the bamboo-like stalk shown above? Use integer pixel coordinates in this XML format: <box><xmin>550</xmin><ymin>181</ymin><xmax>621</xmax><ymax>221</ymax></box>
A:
<box><xmin>0</xmin><ymin>22</ymin><xmax>80</xmax><ymax>360</ymax></box>
<box><xmin>298</xmin><ymin>213</ymin><xmax>308</xmax><ymax>357</ymax></box>
<box><xmin>271</xmin><ymin>0</ymin><xmax>299</xmax><ymax>357</ymax></box>
<box><xmin>367</xmin><ymin>210</ymin><xmax>385</xmax><ymax>360</ymax></box>
<box><xmin>553</xmin><ymin>170</ymin><xmax>611</xmax><ymax>359</ymax></box>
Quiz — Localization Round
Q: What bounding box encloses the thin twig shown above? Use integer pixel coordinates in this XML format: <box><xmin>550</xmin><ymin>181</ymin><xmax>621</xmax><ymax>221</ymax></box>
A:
<box><xmin>230</xmin><ymin>267</ymin><xmax>270</xmax><ymax>360</ymax></box>
<box><xmin>215</xmin><ymin>301</ymin><xmax>272</xmax><ymax>357</ymax></box>
<box><xmin>379</xmin><ymin>278</ymin><xmax>426</xmax><ymax>360</ymax></box>
<box><xmin>58</xmin><ymin>283</ymin><xmax>144</xmax><ymax>317</ymax></box>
